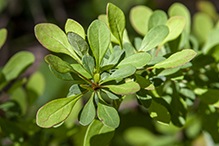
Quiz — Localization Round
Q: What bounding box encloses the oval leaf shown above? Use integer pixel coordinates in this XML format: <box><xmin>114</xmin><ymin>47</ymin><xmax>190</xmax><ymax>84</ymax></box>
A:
<box><xmin>83</xmin><ymin>119</ymin><xmax>115</xmax><ymax>146</ymax></box>
<box><xmin>87</xmin><ymin>20</ymin><xmax>110</xmax><ymax>72</ymax></box>
<box><xmin>0</xmin><ymin>28</ymin><xmax>7</xmax><ymax>49</ymax></box>
<box><xmin>67</xmin><ymin>32</ymin><xmax>89</xmax><ymax>58</ymax></box>
<box><xmin>2</xmin><ymin>51</ymin><xmax>34</xmax><ymax>81</ymax></box>
<box><xmin>139</xmin><ymin>25</ymin><xmax>169</xmax><ymax>52</ymax></box>
<box><xmin>159</xmin><ymin>16</ymin><xmax>186</xmax><ymax>47</ymax></box>
<box><xmin>107</xmin><ymin>3</ymin><xmax>125</xmax><ymax>46</ymax></box>
<box><xmin>101</xmin><ymin>66</ymin><xmax>136</xmax><ymax>84</ymax></box>
<box><xmin>45</xmin><ymin>54</ymin><xmax>74</xmax><ymax>74</ymax></box>
<box><xmin>105</xmin><ymin>81</ymin><xmax>140</xmax><ymax>95</ymax></box>
<box><xmin>148</xmin><ymin>10</ymin><xmax>168</xmax><ymax>30</ymax></box>
<box><xmin>150</xmin><ymin>49</ymin><xmax>197</xmax><ymax>69</ymax></box>
<box><xmin>78</xmin><ymin>94</ymin><xmax>95</xmax><ymax>126</ymax></box>
<box><xmin>64</xmin><ymin>18</ymin><xmax>85</xmax><ymax>39</ymax></box>
<box><xmin>34</xmin><ymin>23</ymin><xmax>81</xmax><ymax>63</ymax></box>
<box><xmin>97</xmin><ymin>102</ymin><xmax>120</xmax><ymax>128</ymax></box>
<box><xmin>82</xmin><ymin>55</ymin><xmax>95</xmax><ymax>76</ymax></box>
<box><xmin>117</xmin><ymin>52</ymin><xmax>152</xmax><ymax>68</ymax></box>
<box><xmin>202</xmin><ymin>28</ymin><xmax>219</xmax><ymax>54</ymax></box>
<box><xmin>36</xmin><ymin>93</ymin><xmax>83</xmax><ymax>128</ymax></box>
<box><xmin>130</xmin><ymin>5</ymin><xmax>152</xmax><ymax>36</ymax></box>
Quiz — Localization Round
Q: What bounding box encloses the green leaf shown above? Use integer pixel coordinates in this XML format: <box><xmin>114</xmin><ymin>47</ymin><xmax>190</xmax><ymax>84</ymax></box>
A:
<box><xmin>193</xmin><ymin>12</ymin><xmax>213</xmax><ymax>43</ymax></box>
<box><xmin>117</xmin><ymin>52</ymin><xmax>151</xmax><ymax>68</ymax></box>
<box><xmin>148</xmin><ymin>10</ymin><xmax>168</xmax><ymax>30</ymax></box>
<box><xmin>101</xmin><ymin>66</ymin><xmax>136</xmax><ymax>84</ymax></box>
<box><xmin>148</xmin><ymin>99</ymin><xmax>171</xmax><ymax>124</ymax></box>
<box><xmin>87</xmin><ymin>20</ymin><xmax>110</xmax><ymax>72</ymax></box>
<box><xmin>49</xmin><ymin>65</ymin><xmax>74</xmax><ymax>81</ymax></box>
<box><xmin>130</xmin><ymin>5</ymin><xmax>152</xmax><ymax>36</ymax></box>
<box><xmin>64</xmin><ymin>18</ymin><xmax>85</xmax><ymax>39</ymax></box>
<box><xmin>67</xmin><ymin>32</ymin><xmax>89</xmax><ymax>58</ymax></box>
<box><xmin>123</xmin><ymin>43</ymin><xmax>134</xmax><ymax>57</ymax></box>
<box><xmin>106</xmin><ymin>47</ymin><xmax>124</xmax><ymax>65</ymax></box>
<box><xmin>2</xmin><ymin>51</ymin><xmax>34</xmax><ymax>81</ymax></box>
<box><xmin>197</xmin><ymin>1</ymin><xmax>218</xmax><ymax>21</ymax></box>
<box><xmin>168</xmin><ymin>3</ymin><xmax>191</xmax><ymax>35</ymax></box>
<box><xmin>105</xmin><ymin>81</ymin><xmax>140</xmax><ymax>95</ymax></box>
<box><xmin>83</xmin><ymin>119</ymin><xmax>115</xmax><ymax>146</ymax></box>
<box><xmin>36</xmin><ymin>93</ymin><xmax>83</xmax><ymax>128</ymax></box>
<box><xmin>101</xmin><ymin>89</ymin><xmax>120</xmax><ymax>100</ymax></box>
<box><xmin>107</xmin><ymin>3</ymin><xmax>125</xmax><ymax>47</ymax></box>
<box><xmin>97</xmin><ymin>102</ymin><xmax>120</xmax><ymax>128</ymax></box>
<box><xmin>71</xmin><ymin>64</ymin><xmax>92</xmax><ymax>79</ymax></box>
<box><xmin>150</xmin><ymin>49</ymin><xmax>197</xmax><ymax>69</ymax></box>
<box><xmin>202</xmin><ymin>28</ymin><xmax>219</xmax><ymax>54</ymax></box>
<box><xmin>159</xmin><ymin>16</ymin><xmax>186</xmax><ymax>47</ymax></box>
<box><xmin>79</xmin><ymin>93</ymin><xmax>96</xmax><ymax>126</ymax></box>
<box><xmin>34</xmin><ymin>23</ymin><xmax>81</xmax><ymax>63</ymax></box>
<box><xmin>82</xmin><ymin>55</ymin><xmax>95</xmax><ymax>76</ymax></box>
<box><xmin>45</xmin><ymin>54</ymin><xmax>74</xmax><ymax>74</ymax></box>
<box><xmin>68</xmin><ymin>84</ymin><xmax>82</xmax><ymax>97</ymax></box>
<box><xmin>98</xmin><ymin>14</ymin><xmax>119</xmax><ymax>44</ymax></box>
<box><xmin>139</xmin><ymin>25</ymin><xmax>169</xmax><ymax>52</ymax></box>
<box><xmin>136</xmin><ymin>89</ymin><xmax>152</xmax><ymax>108</ymax></box>
<box><xmin>0</xmin><ymin>28</ymin><xmax>7</xmax><ymax>49</ymax></box>
<box><xmin>135</xmin><ymin>74</ymin><xmax>153</xmax><ymax>89</ymax></box>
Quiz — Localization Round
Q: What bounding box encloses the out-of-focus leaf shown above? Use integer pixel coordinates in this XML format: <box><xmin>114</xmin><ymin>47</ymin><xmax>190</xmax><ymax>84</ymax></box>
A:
<box><xmin>202</xmin><ymin>28</ymin><xmax>219</xmax><ymax>54</ymax></box>
<box><xmin>101</xmin><ymin>89</ymin><xmax>120</xmax><ymax>100</ymax></box>
<box><xmin>65</xmin><ymin>18</ymin><xmax>85</xmax><ymax>39</ymax></box>
<box><xmin>87</xmin><ymin>20</ymin><xmax>110</xmax><ymax>72</ymax></box>
<box><xmin>2</xmin><ymin>51</ymin><xmax>34</xmax><ymax>81</ymax></box>
<box><xmin>35</xmin><ymin>23</ymin><xmax>81</xmax><ymax>63</ymax></box>
<box><xmin>159</xmin><ymin>16</ymin><xmax>186</xmax><ymax>47</ymax></box>
<box><xmin>139</xmin><ymin>25</ymin><xmax>169</xmax><ymax>52</ymax></box>
<box><xmin>193</xmin><ymin>12</ymin><xmax>213</xmax><ymax>43</ymax></box>
<box><xmin>197</xmin><ymin>1</ymin><xmax>218</xmax><ymax>21</ymax></box>
<box><xmin>168</xmin><ymin>3</ymin><xmax>191</xmax><ymax>35</ymax></box>
<box><xmin>97</xmin><ymin>102</ymin><xmax>120</xmax><ymax>128</ymax></box>
<box><xmin>83</xmin><ymin>119</ymin><xmax>115</xmax><ymax>146</ymax></box>
<box><xmin>0</xmin><ymin>28</ymin><xmax>7</xmax><ymax>49</ymax></box>
<box><xmin>130</xmin><ymin>5</ymin><xmax>152</xmax><ymax>36</ymax></box>
<box><xmin>105</xmin><ymin>81</ymin><xmax>140</xmax><ymax>95</ymax></box>
<box><xmin>107</xmin><ymin>3</ymin><xmax>125</xmax><ymax>47</ymax></box>
<box><xmin>148</xmin><ymin>10</ymin><xmax>168</xmax><ymax>30</ymax></box>
<box><xmin>150</xmin><ymin>49</ymin><xmax>197</xmax><ymax>69</ymax></box>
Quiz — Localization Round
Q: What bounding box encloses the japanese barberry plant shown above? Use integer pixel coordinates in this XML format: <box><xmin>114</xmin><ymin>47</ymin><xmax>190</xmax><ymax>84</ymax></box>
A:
<box><xmin>34</xmin><ymin>3</ymin><xmax>197</xmax><ymax>145</ymax></box>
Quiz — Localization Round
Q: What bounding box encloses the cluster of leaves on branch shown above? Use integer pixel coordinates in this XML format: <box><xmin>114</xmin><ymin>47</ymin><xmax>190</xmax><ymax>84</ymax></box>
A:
<box><xmin>1</xmin><ymin>1</ymin><xmax>219</xmax><ymax>145</ymax></box>
<box><xmin>34</xmin><ymin>2</ymin><xmax>198</xmax><ymax>145</ymax></box>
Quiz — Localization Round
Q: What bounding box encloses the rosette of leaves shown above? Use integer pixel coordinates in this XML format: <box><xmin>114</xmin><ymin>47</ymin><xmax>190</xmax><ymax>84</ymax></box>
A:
<box><xmin>35</xmin><ymin>3</ymin><xmax>197</xmax><ymax>145</ymax></box>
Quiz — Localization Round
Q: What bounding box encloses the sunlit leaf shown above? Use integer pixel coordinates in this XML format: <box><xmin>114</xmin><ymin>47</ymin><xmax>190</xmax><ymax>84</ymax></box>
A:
<box><xmin>159</xmin><ymin>16</ymin><xmax>186</xmax><ymax>47</ymax></box>
<box><xmin>130</xmin><ymin>5</ymin><xmax>152</xmax><ymax>36</ymax></box>
<box><xmin>148</xmin><ymin>10</ymin><xmax>168</xmax><ymax>30</ymax></box>
<box><xmin>35</xmin><ymin>23</ymin><xmax>81</xmax><ymax>63</ymax></box>
<box><xmin>36</xmin><ymin>93</ymin><xmax>83</xmax><ymax>128</ymax></box>
<box><xmin>105</xmin><ymin>81</ymin><xmax>140</xmax><ymax>95</ymax></box>
<box><xmin>202</xmin><ymin>28</ymin><xmax>219</xmax><ymax>54</ymax></box>
<box><xmin>117</xmin><ymin>52</ymin><xmax>151</xmax><ymax>68</ymax></box>
<box><xmin>87</xmin><ymin>20</ymin><xmax>110</xmax><ymax>72</ymax></box>
<box><xmin>107</xmin><ymin>3</ymin><xmax>125</xmax><ymax>47</ymax></box>
<box><xmin>197</xmin><ymin>1</ymin><xmax>218</xmax><ymax>21</ymax></box>
<box><xmin>150</xmin><ymin>49</ymin><xmax>197</xmax><ymax>69</ymax></box>
<box><xmin>65</xmin><ymin>18</ymin><xmax>85</xmax><ymax>39</ymax></box>
<box><xmin>139</xmin><ymin>25</ymin><xmax>169</xmax><ymax>52</ymax></box>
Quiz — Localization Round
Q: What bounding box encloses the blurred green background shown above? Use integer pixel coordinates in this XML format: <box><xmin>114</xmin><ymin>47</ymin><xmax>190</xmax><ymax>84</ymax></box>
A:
<box><xmin>1</xmin><ymin>0</ymin><xmax>219</xmax><ymax>145</ymax></box>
